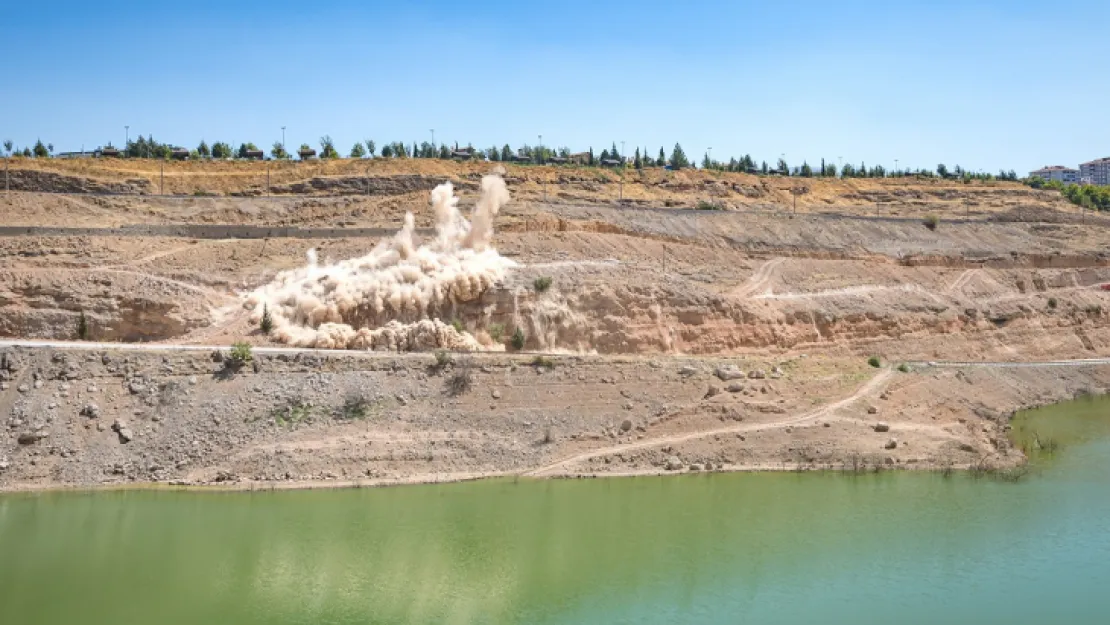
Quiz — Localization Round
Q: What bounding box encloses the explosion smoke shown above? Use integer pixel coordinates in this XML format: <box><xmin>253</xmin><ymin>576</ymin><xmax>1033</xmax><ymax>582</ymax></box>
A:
<box><xmin>244</xmin><ymin>174</ymin><xmax>514</xmax><ymax>350</ymax></box>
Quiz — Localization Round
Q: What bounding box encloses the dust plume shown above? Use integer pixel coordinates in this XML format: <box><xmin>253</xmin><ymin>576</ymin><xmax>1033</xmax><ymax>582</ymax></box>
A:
<box><xmin>244</xmin><ymin>174</ymin><xmax>514</xmax><ymax>350</ymax></box>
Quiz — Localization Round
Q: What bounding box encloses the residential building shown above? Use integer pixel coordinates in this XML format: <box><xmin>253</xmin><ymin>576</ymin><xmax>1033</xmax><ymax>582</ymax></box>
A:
<box><xmin>1028</xmin><ymin>165</ymin><xmax>1079</xmax><ymax>183</ymax></box>
<box><xmin>1079</xmin><ymin>157</ymin><xmax>1110</xmax><ymax>186</ymax></box>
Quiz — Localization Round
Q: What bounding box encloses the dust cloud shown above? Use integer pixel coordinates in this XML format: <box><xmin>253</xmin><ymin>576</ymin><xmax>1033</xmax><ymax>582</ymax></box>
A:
<box><xmin>244</xmin><ymin>174</ymin><xmax>514</xmax><ymax>350</ymax></box>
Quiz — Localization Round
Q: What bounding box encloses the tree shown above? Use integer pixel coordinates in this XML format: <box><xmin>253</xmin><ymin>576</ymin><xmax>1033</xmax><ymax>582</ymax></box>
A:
<box><xmin>211</xmin><ymin>142</ymin><xmax>233</xmax><ymax>159</ymax></box>
<box><xmin>656</xmin><ymin>147</ymin><xmax>665</xmax><ymax>167</ymax></box>
<box><xmin>380</xmin><ymin>144</ymin><xmax>394</xmax><ymax>158</ymax></box>
<box><xmin>588</xmin><ymin>147</ymin><xmax>595</xmax><ymax>166</ymax></box>
<box><xmin>760</xmin><ymin>161</ymin><xmax>768</xmax><ymax>175</ymax></box>
<box><xmin>610</xmin><ymin>142</ymin><xmax>620</xmax><ymax>162</ymax></box>
<box><xmin>33</xmin><ymin>139</ymin><xmax>48</xmax><ymax>158</ymax></box>
<box><xmin>800</xmin><ymin>161</ymin><xmax>813</xmax><ymax>177</ymax></box>
<box><xmin>47</xmin><ymin>143</ymin><xmax>54</xmax><ymax>155</ymax></box>
<box><xmin>777</xmin><ymin>158</ymin><xmax>789</xmax><ymax>176</ymax></box>
<box><xmin>600</xmin><ymin>148</ymin><xmax>610</xmax><ymax>162</ymax></box>
<box><xmin>487</xmin><ymin>146</ymin><xmax>500</xmax><ymax>161</ymax></box>
<box><xmin>439</xmin><ymin>144</ymin><xmax>451</xmax><ymax>159</ymax></box>
<box><xmin>669</xmin><ymin>143</ymin><xmax>689</xmax><ymax>169</ymax></box>
<box><xmin>270</xmin><ymin>141</ymin><xmax>288</xmax><ymax>159</ymax></box>
<box><xmin>259</xmin><ymin>304</ymin><xmax>273</xmax><ymax>334</ymax></box>
<box><xmin>633</xmin><ymin>147</ymin><xmax>642</xmax><ymax>169</ymax></box>
<box><xmin>350</xmin><ymin>142</ymin><xmax>366</xmax><ymax>158</ymax></box>
<box><xmin>197</xmin><ymin>140</ymin><xmax>210</xmax><ymax>158</ymax></box>
<box><xmin>937</xmin><ymin>163</ymin><xmax>949</xmax><ymax>178</ymax></box>
<box><xmin>319</xmin><ymin>135</ymin><xmax>339</xmax><ymax>159</ymax></box>
<box><xmin>237</xmin><ymin>142</ymin><xmax>259</xmax><ymax>159</ymax></box>
<box><xmin>2</xmin><ymin>140</ymin><xmax>11</xmax><ymax>155</ymax></box>
<box><xmin>501</xmin><ymin>144</ymin><xmax>512</xmax><ymax>162</ymax></box>
<box><xmin>21</xmin><ymin>148</ymin><xmax>31</xmax><ymax>157</ymax></box>
<box><xmin>365</xmin><ymin>139</ymin><xmax>376</xmax><ymax>157</ymax></box>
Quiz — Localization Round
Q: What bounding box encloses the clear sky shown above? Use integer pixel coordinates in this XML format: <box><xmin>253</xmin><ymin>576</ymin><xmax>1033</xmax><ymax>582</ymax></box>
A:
<box><xmin>3</xmin><ymin>0</ymin><xmax>1107</xmax><ymax>174</ymax></box>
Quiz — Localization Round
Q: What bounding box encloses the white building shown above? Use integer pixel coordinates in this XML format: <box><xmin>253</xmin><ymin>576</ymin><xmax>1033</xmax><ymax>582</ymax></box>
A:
<box><xmin>1079</xmin><ymin>157</ymin><xmax>1110</xmax><ymax>186</ymax></box>
<box><xmin>1029</xmin><ymin>165</ymin><xmax>1080</xmax><ymax>183</ymax></box>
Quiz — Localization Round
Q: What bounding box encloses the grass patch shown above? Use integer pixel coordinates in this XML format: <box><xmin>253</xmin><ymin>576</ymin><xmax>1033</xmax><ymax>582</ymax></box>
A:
<box><xmin>432</xmin><ymin>349</ymin><xmax>454</xmax><ymax>372</ymax></box>
<box><xmin>273</xmin><ymin>398</ymin><xmax>313</xmax><ymax>427</ymax></box>
<box><xmin>1047</xmin><ymin>297</ymin><xmax>1058</xmax><ymax>310</ymax></box>
<box><xmin>533</xmin><ymin>276</ymin><xmax>553</xmax><ymax>292</ymax></box>
<box><xmin>696</xmin><ymin>200</ymin><xmax>725</xmax><ymax>211</ymax></box>
<box><xmin>450</xmin><ymin>318</ymin><xmax>465</xmax><ymax>333</ymax></box>
<box><xmin>897</xmin><ymin>363</ymin><xmax>910</xmax><ymax>373</ymax></box>
<box><xmin>488</xmin><ymin>322</ymin><xmax>505</xmax><ymax>342</ymax></box>
<box><xmin>531</xmin><ymin>355</ymin><xmax>556</xmax><ymax>370</ymax></box>
<box><xmin>336</xmin><ymin>393</ymin><xmax>375</xmax><ymax>420</ymax></box>
<box><xmin>868</xmin><ymin>356</ymin><xmax>881</xmax><ymax>368</ymax></box>
<box><xmin>923</xmin><ymin>214</ymin><xmax>939</xmax><ymax>230</ymax></box>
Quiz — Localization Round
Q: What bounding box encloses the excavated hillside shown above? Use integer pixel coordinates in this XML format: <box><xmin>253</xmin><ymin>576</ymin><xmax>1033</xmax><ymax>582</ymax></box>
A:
<box><xmin>0</xmin><ymin>163</ymin><xmax>1108</xmax><ymax>491</ymax></box>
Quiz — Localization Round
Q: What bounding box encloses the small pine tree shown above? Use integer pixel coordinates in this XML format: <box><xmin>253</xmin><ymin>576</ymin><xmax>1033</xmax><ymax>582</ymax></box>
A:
<box><xmin>657</xmin><ymin>147</ymin><xmax>666</xmax><ymax>167</ymax></box>
<box><xmin>259</xmin><ymin>303</ymin><xmax>273</xmax><ymax>334</ymax></box>
<box><xmin>510</xmin><ymin>327</ymin><xmax>526</xmax><ymax>351</ymax></box>
<box><xmin>365</xmin><ymin>139</ymin><xmax>376</xmax><ymax>157</ymax></box>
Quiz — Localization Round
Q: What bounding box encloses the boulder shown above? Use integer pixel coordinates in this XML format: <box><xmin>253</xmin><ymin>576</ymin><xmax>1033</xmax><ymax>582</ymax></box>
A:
<box><xmin>117</xmin><ymin>428</ymin><xmax>134</xmax><ymax>444</ymax></box>
<box><xmin>678</xmin><ymin>365</ymin><xmax>698</xmax><ymax>377</ymax></box>
<box><xmin>726</xmin><ymin>383</ymin><xmax>745</xmax><ymax>393</ymax></box>
<box><xmin>81</xmin><ymin>403</ymin><xmax>100</xmax><ymax>419</ymax></box>
<box><xmin>18</xmin><ymin>431</ymin><xmax>47</xmax><ymax>445</ymax></box>
<box><xmin>715</xmin><ymin>365</ymin><xmax>745</xmax><ymax>381</ymax></box>
<box><xmin>867</xmin><ymin>406</ymin><xmax>879</xmax><ymax>415</ymax></box>
<box><xmin>884</xmin><ymin>438</ymin><xmax>898</xmax><ymax>450</ymax></box>
<box><xmin>665</xmin><ymin>456</ymin><xmax>683</xmax><ymax>471</ymax></box>
<box><xmin>620</xmin><ymin>419</ymin><xmax>633</xmax><ymax>432</ymax></box>
<box><xmin>873</xmin><ymin>422</ymin><xmax>890</xmax><ymax>433</ymax></box>
<box><xmin>748</xmin><ymin>369</ymin><xmax>766</xmax><ymax>380</ymax></box>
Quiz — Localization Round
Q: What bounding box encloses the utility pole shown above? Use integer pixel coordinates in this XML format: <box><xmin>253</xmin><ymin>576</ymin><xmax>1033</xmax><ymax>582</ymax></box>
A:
<box><xmin>281</xmin><ymin>126</ymin><xmax>286</xmax><ymax>154</ymax></box>
<box><xmin>5</xmin><ymin>157</ymin><xmax>9</xmax><ymax>198</ymax></box>
<box><xmin>620</xmin><ymin>140</ymin><xmax>625</xmax><ymax>163</ymax></box>
<box><xmin>125</xmin><ymin>126</ymin><xmax>129</xmax><ymax>151</ymax></box>
<box><xmin>430</xmin><ymin>129</ymin><xmax>435</xmax><ymax>153</ymax></box>
<box><xmin>895</xmin><ymin>158</ymin><xmax>899</xmax><ymax>175</ymax></box>
<box><xmin>538</xmin><ymin>134</ymin><xmax>543</xmax><ymax>164</ymax></box>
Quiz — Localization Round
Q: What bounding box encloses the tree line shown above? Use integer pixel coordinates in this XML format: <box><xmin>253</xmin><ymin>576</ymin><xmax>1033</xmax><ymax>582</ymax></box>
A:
<box><xmin>1027</xmin><ymin>177</ymin><xmax>1110</xmax><ymax>212</ymax></box>
<box><xmin>0</xmin><ymin>135</ymin><xmax>1022</xmax><ymax>183</ymax></box>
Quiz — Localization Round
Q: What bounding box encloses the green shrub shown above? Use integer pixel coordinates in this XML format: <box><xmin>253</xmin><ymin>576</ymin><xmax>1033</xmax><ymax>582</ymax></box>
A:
<box><xmin>337</xmin><ymin>393</ymin><xmax>372</xmax><ymax>420</ymax></box>
<box><xmin>488</xmin><ymin>322</ymin><xmax>505</xmax><ymax>342</ymax></box>
<box><xmin>868</xmin><ymin>356</ymin><xmax>881</xmax><ymax>368</ymax></box>
<box><xmin>433</xmin><ymin>349</ymin><xmax>453</xmax><ymax>372</ymax></box>
<box><xmin>1047</xmin><ymin>298</ymin><xmax>1058</xmax><ymax>310</ymax></box>
<box><xmin>531</xmin><ymin>355</ymin><xmax>555</xmax><ymax>370</ymax></box>
<box><xmin>227</xmin><ymin>342</ymin><xmax>253</xmax><ymax>369</ymax></box>
<box><xmin>696</xmin><ymin>200</ymin><xmax>725</xmax><ymax>211</ymax></box>
<box><xmin>510</xmin><ymin>327</ymin><xmax>526</xmax><ymax>351</ymax></box>
<box><xmin>923</xmin><ymin>215</ymin><xmax>939</xmax><ymax>230</ymax></box>
<box><xmin>533</xmin><ymin>276</ymin><xmax>553</xmax><ymax>292</ymax></box>
<box><xmin>259</xmin><ymin>304</ymin><xmax>273</xmax><ymax>334</ymax></box>
<box><xmin>897</xmin><ymin>363</ymin><xmax>909</xmax><ymax>373</ymax></box>
<box><xmin>450</xmin><ymin>318</ymin><xmax>464</xmax><ymax>333</ymax></box>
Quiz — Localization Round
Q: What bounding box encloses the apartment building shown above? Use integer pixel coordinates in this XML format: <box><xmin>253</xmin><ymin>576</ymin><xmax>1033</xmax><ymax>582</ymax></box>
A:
<box><xmin>1079</xmin><ymin>157</ymin><xmax>1110</xmax><ymax>186</ymax></box>
<box><xmin>1029</xmin><ymin>165</ymin><xmax>1080</xmax><ymax>183</ymax></box>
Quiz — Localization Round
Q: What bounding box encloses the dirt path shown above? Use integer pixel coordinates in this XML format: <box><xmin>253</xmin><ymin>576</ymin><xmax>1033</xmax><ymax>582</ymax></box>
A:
<box><xmin>732</xmin><ymin>257</ymin><xmax>785</xmax><ymax>298</ymax></box>
<box><xmin>524</xmin><ymin>368</ymin><xmax>895</xmax><ymax>477</ymax></box>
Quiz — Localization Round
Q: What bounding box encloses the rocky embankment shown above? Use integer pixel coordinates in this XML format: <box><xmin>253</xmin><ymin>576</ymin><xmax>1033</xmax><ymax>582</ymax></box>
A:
<box><xmin>2</xmin><ymin>345</ymin><xmax>1108</xmax><ymax>491</ymax></box>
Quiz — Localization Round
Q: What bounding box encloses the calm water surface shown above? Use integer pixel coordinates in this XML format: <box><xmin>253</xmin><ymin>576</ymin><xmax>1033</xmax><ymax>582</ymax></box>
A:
<box><xmin>1</xmin><ymin>396</ymin><xmax>1108</xmax><ymax>625</ymax></box>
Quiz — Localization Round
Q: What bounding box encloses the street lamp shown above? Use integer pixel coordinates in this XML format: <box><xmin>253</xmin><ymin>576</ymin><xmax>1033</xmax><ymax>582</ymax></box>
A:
<box><xmin>620</xmin><ymin>140</ymin><xmax>625</xmax><ymax>163</ymax></box>
<box><xmin>538</xmin><ymin>134</ymin><xmax>543</xmax><ymax>162</ymax></box>
<box><xmin>708</xmin><ymin>147</ymin><xmax>713</xmax><ymax>169</ymax></box>
<box><xmin>124</xmin><ymin>125</ymin><xmax>129</xmax><ymax>150</ymax></box>
<box><xmin>430</xmin><ymin>129</ymin><xmax>435</xmax><ymax>149</ymax></box>
<box><xmin>895</xmin><ymin>159</ymin><xmax>899</xmax><ymax>175</ymax></box>
<box><xmin>281</xmin><ymin>127</ymin><xmax>286</xmax><ymax>153</ymax></box>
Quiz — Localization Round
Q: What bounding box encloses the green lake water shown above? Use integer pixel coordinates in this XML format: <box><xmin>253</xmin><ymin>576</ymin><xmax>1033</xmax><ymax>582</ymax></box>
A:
<box><xmin>2</xmin><ymin>396</ymin><xmax>1109</xmax><ymax>625</ymax></box>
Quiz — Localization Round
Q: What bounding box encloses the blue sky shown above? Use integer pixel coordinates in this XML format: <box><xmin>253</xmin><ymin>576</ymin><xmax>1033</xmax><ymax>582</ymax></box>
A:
<box><xmin>3</xmin><ymin>0</ymin><xmax>1107</xmax><ymax>174</ymax></box>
